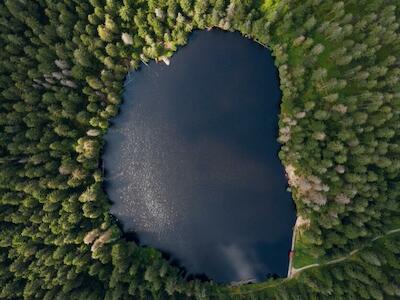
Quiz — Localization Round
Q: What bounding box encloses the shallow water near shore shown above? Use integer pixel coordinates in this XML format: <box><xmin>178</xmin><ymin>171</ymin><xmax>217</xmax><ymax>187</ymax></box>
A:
<box><xmin>103</xmin><ymin>30</ymin><xmax>296</xmax><ymax>283</ymax></box>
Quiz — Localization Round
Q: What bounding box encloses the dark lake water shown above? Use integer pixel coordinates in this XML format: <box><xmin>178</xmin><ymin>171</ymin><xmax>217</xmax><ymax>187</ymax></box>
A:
<box><xmin>104</xmin><ymin>30</ymin><xmax>295</xmax><ymax>283</ymax></box>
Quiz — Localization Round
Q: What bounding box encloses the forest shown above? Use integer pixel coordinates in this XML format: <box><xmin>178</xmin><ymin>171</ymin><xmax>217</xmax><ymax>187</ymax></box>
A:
<box><xmin>0</xmin><ymin>0</ymin><xmax>399</xmax><ymax>299</ymax></box>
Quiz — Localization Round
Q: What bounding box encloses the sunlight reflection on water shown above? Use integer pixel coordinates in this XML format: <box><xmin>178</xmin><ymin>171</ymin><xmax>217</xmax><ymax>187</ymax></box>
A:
<box><xmin>104</xmin><ymin>30</ymin><xmax>295</xmax><ymax>283</ymax></box>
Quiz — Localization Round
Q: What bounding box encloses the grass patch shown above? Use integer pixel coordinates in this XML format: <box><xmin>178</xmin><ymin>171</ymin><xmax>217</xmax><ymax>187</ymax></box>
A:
<box><xmin>215</xmin><ymin>278</ymin><xmax>286</xmax><ymax>299</ymax></box>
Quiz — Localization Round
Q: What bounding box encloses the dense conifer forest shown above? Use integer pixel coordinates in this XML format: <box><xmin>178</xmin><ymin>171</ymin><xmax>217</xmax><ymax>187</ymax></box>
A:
<box><xmin>0</xmin><ymin>0</ymin><xmax>399</xmax><ymax>299</ymax></box>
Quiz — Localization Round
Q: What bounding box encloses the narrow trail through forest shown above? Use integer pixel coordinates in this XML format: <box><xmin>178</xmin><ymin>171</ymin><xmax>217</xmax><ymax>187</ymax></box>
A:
<box><xmin>290</xmin><ymin>227</ymin><xmax>400</xmax><ymax>276</ymax></box>
<box><xmin>220</xmin><ymin>227</ymin><xmax>400</xmax><ymax>297</ymax></box>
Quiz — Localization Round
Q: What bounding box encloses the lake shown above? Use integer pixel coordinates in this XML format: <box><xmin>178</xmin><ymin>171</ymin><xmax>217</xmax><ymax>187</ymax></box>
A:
<box><xmin>103</xmin><ymin>29</ymin><xmax>296</xmax><ymax>283</ymax></box>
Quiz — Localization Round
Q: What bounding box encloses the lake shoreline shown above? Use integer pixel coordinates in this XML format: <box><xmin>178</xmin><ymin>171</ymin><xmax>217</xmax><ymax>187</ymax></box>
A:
<box><xmin>103</xmin><ymin>29</ymin><xmax>296</xmax><ymax>283</ymax></box>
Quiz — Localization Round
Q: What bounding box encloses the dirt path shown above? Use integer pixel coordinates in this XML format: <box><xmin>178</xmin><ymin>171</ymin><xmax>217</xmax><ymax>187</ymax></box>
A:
<box><xmin>287</xmin><ymin>217</ymin><xmax>310</xmax><ymax>277</ymax></box>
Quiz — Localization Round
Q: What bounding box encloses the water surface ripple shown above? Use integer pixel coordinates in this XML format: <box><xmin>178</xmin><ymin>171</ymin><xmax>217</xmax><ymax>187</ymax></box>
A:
<box><xmin>104</xmin><ymin>30</ymin><xmax>295</xmax><ymax>283</ymax></box>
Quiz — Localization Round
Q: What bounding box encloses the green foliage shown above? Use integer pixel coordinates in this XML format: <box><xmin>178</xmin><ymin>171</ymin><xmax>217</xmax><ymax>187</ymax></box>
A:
<box><xmin>0</xmin><ymin>0</ymin><xmax>399</xmax><ymax>299</ymax></box>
